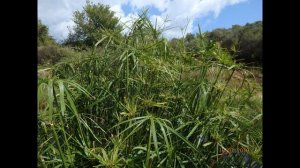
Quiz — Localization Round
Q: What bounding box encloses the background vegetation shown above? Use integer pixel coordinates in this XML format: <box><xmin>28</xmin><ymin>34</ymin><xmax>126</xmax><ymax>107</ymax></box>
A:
<box><xmin>38</xmin><ymin>2</ymin><xmax>262</xmax><ymax>167</ymax></box>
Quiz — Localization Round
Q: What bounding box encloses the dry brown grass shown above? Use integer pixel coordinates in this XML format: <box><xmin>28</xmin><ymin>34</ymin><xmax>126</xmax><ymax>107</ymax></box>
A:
<box><xmin>38</xmin><ymin>68</ymin><xmax>52</xmax><ymax>78</ymax></box>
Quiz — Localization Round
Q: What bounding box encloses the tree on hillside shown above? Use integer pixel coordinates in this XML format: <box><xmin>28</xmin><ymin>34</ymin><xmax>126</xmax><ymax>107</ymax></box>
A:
<box><xmin>38</xmin><ymin>20</ymin><xmax>55</xmax><ymax>46</ymax></box>
<box><xmin>64</xmin><ymin>1</ymin><xmax>122</xmax><ymax>47</ymax></box>
<box><xmin>184</xmin><ymin>33</ymin><xmax>199</xmax><ymax>54</ymax></box>
<box><xmin>234</xmin><ymin>22</ymin><xmax>262</xmax><ymax>65</ymax></box>
<box><xmin>206</xmin><ymin>21</ymin><xmax>262</xmax><ymax>65</ymax></box>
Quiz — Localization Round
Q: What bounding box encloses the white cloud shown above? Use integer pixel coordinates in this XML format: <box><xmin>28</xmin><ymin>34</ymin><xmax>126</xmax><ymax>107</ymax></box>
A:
<box><xmin>51</xmin><ymin>20</ymin><xmax>75</xmax><ymax>42</ymax></box>
<box><xmin>38</xmin><ymin>0</ymin><xmax>247</xmax><ymax>41</ymax></box>
<box><xmin>38</xmin><ymin>0</ymin><xmax>86</xmax><ymax>41</ymax></box>
<box><xmin>129</xmin><ymin>0</ymin><xmax>168</xmax><ymax>12</ymax></box>
<box><xmin>149</xmin><ymin>15</ymin><xmax>166</xmax><ymax>29</ymax></box>
<box><xmin>149</xmin><ymin>0</ymin><xmax>247</xmax><ymax>38</ymax></box>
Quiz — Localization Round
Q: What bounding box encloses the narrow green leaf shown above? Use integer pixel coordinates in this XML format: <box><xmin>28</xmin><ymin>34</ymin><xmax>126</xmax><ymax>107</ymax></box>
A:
<box><xmin>150</xmin><ymin>118</ymin><xmax>159</xmax><ymax>159</ymax></box>
<box><xmin>203</xmin><ymin>142</ymin><xmax>212</xmax><ymax>147</ymax></box>
<box><xmin>58</xmin><ymin>80</ymin><xmax>66</xmax><ymax>116</ymax></box>
<box><xmin>165</xmin><ymin>125</ymin><xmax>199</xmax><ymax>153</ymax></box>
<box><xmin>187</xmin><ymin>122</ymin><xmax>201</xmax><ymax>140</ymax></box>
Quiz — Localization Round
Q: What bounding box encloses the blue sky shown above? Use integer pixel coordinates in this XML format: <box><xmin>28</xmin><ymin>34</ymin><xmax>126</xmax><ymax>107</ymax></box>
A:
<box><xmin>198</xmin><ymin>0</ymin><xmax>262</xmax><ymax>32</ymax></box>
<box><xmin>38</xmin><ymin>0</ymin><xmax>262</xmax><ymax>41</ymax></box>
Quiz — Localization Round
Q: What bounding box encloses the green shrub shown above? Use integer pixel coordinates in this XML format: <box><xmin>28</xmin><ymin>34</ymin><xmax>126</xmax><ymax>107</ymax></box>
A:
<box><xmin>38</xmin><ymin>10</ymin><xmax>262</xmax><ymax>168</ymax></box>
<box><xmin>38</xmin><ymin>45</ymin><xmax>76</xmax><ymax>65</ymax></box>
<box><xmin>38</xmin><ymin>19</ymin><xmax>56</xmax><ymax>46</ymax></box>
